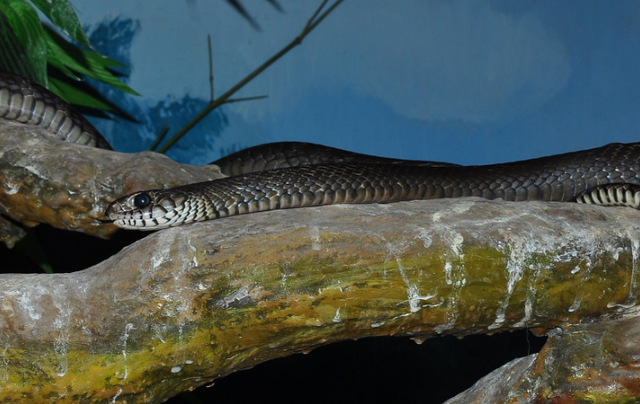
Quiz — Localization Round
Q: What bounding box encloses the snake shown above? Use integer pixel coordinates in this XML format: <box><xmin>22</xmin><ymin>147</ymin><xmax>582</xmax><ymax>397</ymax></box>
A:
<box><xmin>0</xmin><ymin>70</ymin><xmax>111</xmax><ymax>150</ymax></box>
<box><xmin>2</xmin><ymin>70</ymin><xmax>640</xmax><ymax>231</ymax></box>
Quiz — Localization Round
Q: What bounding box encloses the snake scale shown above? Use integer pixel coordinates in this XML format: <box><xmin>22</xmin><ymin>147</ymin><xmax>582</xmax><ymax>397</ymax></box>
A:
<box><xmin>2</xmin><ymin>70</ymin><xmax>640</xmax><ymax>231</ymax></box>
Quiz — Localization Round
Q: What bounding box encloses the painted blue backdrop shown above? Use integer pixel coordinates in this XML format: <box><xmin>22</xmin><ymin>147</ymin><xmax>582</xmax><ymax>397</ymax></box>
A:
<box><xmin>73</xmin><ymin>1</ymin><xmax>640</xmax><ymax>166</ymax></box>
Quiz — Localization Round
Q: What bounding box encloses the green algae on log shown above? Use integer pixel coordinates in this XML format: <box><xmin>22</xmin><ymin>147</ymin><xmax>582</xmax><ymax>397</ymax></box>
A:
<box><xmin>0</xmin><ymin>198</ymin><xmax>639</xmax><ymax>402</ymax></box>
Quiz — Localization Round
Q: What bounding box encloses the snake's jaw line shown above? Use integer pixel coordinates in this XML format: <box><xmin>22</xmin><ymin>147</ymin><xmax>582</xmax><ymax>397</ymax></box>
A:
<box><xmin>106</xmin><ymin>190</ymin><xmax>191</xmax><ymax>230</ymax></box>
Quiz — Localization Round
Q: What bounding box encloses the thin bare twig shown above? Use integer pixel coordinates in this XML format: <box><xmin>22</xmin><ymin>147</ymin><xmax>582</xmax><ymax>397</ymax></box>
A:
<box><xmin>221</xmin><ymin>94</ymin><xmax>268</xmax><ymax>105</ymax></box>
<box><xmin>149</xmin><ymin>122</ymin><xmax>170</xmax><ymax>151</ymax></box>
<box><xmin>208</xmin><ymin>34</ymin><xmax>214</xmax><ymax>102</ymax></box>
<box><xmin>305</xmin><ymin>0</ymin><xmax>328</xmax><ymax>31</ymax></box>
<box><xmin>157</xmin><ymin>0</ymin><xmax>344</xmax><ymax>154</ymax></box>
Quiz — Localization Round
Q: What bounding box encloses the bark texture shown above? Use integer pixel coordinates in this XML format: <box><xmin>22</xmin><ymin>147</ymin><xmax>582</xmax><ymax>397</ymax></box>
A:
<box><xmin>2</xmin><ymin>123</ymin><xmax>640</xmax><ymax>403</ymax></box>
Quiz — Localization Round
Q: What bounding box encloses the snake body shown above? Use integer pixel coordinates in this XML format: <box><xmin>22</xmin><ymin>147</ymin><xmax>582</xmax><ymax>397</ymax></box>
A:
<box><xmin>105</xmin><ymin>142</ymin><xmax>640</xmax><ymax>230</ymax></box>
<box><xmin>213</xmin><ymin>141</ymin><xmax>459</xmax><ymax>176</ymax></box>
<box><xmin>0</xmin><ymin>70</ymin><xmax>111</xmax><ymax>149</ymax></box>
<box><xmin>1</xmin><ymin>70</ymin><xmax>639</xmax><ymax>231</ymax></box>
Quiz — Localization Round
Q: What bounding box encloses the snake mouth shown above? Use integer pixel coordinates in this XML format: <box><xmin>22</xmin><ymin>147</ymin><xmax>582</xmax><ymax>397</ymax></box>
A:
<box><xmin>105</xmin><ymin>190</ymin><xmax>190</xmax><ymax>230</ymax></box>
<box><xmin>105</xmin><ymin>198</ymin><xmax>127</xmax><ymax>221</ymax></box>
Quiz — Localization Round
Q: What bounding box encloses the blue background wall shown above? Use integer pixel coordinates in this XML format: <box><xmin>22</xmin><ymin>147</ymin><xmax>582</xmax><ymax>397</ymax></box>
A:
<box><xmin>38</xmin><ymin>2</ymin><xmax>640</xmax><ymax>401</ymax></box>
<box><xmin>75</xmin><ymin>1</ymin><xmax>640</xmax><ymax>166</ymax></box>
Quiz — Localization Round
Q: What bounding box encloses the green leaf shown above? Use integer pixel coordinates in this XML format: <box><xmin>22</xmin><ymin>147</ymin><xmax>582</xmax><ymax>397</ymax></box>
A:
<box><xmin>80</xmin><ymin>50</ymin><xmax>139</xmax><ymax>95</ymax></box>
<box><xmin>0</xmin><ymin>1</ymin><xmax>139</xmax><ymax>115</ymax></box>
<box><xmin>0</xmin><ymin>1</ymin><xmax>39</xmax><ymax>83</ymax></box>
<box><xmin>45</xmin><ymin>44</ymin><xmax>80</xmax><ymax>81</ymax></box>
<box><xmin>5</xmin><ymin>0</ymin><xmax>48</xmax><ymax>86</ymax></box>
<box><xmin>44</xmin><ymin>26</ymin><xmax>139</xmax><ymax>95</ymax></box>
<box><xmin>49</xmin><ymin>76</ymin><xmax>116</xmax><ymax>111</ymax></box>
<box><xmin>28</xmin><ymin>0</ymin><xmax>51</xmax><ymax>16</ymax></box>
<box><xmin>30</xmin><ymin>0</ymin><xmax>92</xmax><ymax>48</ymax></box>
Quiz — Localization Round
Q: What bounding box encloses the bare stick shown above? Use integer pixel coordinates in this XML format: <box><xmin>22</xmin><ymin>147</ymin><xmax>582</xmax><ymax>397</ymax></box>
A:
<box><xmin>221</xmin><ymin>94</ymin><xmax>268</xmax><ymax>105</ymax></box>
<box><xmin>305</xmin><ymin>0</ymin><xmax>328</xmax><ymax>31</ymax></box>
<box><xmin>157</xmin><ymin>0</ymin><xmax>344</xmax><ymax>154</ymax></box>
<box><xmin>208</xmin><ymin>34</ymin><xmax>214</xmax><ymax>102</ymax></box>
<box><xmin>149</xmin><ymin>122</ymin><xmax>171</xmax><ymax>151</ymax></box>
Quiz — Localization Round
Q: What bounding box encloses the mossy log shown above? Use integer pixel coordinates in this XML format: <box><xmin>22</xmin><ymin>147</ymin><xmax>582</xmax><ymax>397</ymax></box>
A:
<box><xmin>1</xmin><ymin>124</ymin><xmax>640</xmax><ymax>402</ymax></box>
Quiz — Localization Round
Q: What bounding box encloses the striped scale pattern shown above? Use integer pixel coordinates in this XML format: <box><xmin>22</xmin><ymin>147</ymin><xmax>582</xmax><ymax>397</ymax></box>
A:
<box><xmin>106</xmin><ymin>142</ymin><xmax>640</xmax><ymax>230</ymax></box>
<box><xmin>575</xmin><ymin>183</ymin><xmax>640</xmax><ymax>208</ymax></box>
<box><xmin>0</xmin><ymin>70</ymin><xmax>111</xmax><ymax>149</ymax></box>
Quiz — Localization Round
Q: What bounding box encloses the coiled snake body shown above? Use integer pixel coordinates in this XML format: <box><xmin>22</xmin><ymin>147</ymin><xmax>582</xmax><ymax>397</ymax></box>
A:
<box><xmin>2</xmin><ymin>70</ymin><xmax>640</xmax><ymax>231</ymax></box>
<box><xmin>0</xmin><ymin>71</ymin><xmax>111</xmax><ymax>150</ymax></box>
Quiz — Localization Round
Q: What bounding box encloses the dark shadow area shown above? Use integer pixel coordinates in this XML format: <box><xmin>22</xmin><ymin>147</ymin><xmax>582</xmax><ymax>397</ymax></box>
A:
<box><xmin>171</xmin><ymin>330</ymin><xmax>547</xmax><ymax>404</ymax></box>
<box><xmin>0</xmin><ymin>221</ymin><xmax>146</xmax><ymax>274</ymax></box>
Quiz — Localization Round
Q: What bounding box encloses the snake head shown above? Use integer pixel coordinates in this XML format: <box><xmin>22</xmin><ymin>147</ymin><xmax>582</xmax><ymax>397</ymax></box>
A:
<box><xmin>106</xmin><ymin>190</ymin><xmax>188</xmax><ymax>230</ymax></box>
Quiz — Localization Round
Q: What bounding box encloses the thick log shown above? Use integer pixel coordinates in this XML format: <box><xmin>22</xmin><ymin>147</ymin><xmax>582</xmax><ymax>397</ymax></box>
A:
<box><xmin>0</xmin><ymin>196</ymin><xmax>639</xmax><ymax>402</ymax></box>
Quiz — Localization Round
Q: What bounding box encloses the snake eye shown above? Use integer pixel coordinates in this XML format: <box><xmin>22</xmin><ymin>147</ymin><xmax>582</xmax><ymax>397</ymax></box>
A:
<box><xmin>133</xmin><ymin>193</ymin><xmax>151</xmax><ymax>208</ymax></box>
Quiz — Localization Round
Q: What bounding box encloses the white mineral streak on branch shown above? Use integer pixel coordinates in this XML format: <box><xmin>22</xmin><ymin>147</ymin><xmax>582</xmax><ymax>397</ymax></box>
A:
<box><xmin>568</xmin><ymin>256</ymin><xmax>595</xmax><ymax>314</ymax></box>
<box><xmin>333</xmin><ymin>307</ymin><xmax>341</xmax><ymax>323</ymax></box>
<box><xmin>414</xmin><ymin>215</ymin><xmax>467</xmax><ymax>334</ymax></box>
<box><xmin>16</xmin><ymin>285</ymin><xmax>45</xmax><ymax>325</ymax></box>
<box><xmin>414</xmin><ymin>228</ymin><xmax>433</xmax><ymax>250</ymax></box>
<box><xmin>152</xmin><ymin>324</ymin><xmax>167</xmax><ymax>344</ymax></box>
<box><xmin>2</xmin><ymin>181</ymin><xmax>19</xmax><ymax>195</ymax></box>
<box><xmin>120</xmin><ymin>323</ymin><xmax>135</xmax><ymax>380</ymax></box>
<box><xmin>23</xmin><ymin>165</ymin><xmax>49</xmax><ymax>180</ymax></box>
<box><xmin>622</xmin><ymin>234</ymin><xmax>640</xmax><ymax>307</ymax></box>
<box><xmin>423</xmin><ymin>203</ymin><xmax>474</xmax><ymax>333</ymax></box>
<box><xmin>384</xmin><ymin>240</ymin><xmax>435</xmax><ymax>316</ymax></box>
<box><xmin>86</xmin><ymin>179</ymin><xmax>103</xmax><ymax>217</ymax></box>
<box><xmin>216</xmin><ymin>285</ymin><xmax>252</xmax><ymax>309</ymax></box>
<box><xmin>436</xmin><ymin>231</ymin><xmax>466</xmax><ymax>334</ymax></box>
<box><xmin>490</xmin><ymin>234</ymin><xmax>530</xmax><ymax>330</ymax></box>
<box><xmin>110</xmin><ymin>388</ymin><xmax>123</xmax><ymax>403</ymax></box>
<box><xmin>52</xmin><ymin>284</ymin><xmax>71</xmax><ymax>377</ymax></box>
<box><xmin>310</xmin><ymin>226</ymin><xmax>322</xmax><ymax>251</ymax></box>
<box><xmin>484</xmin><ymin>207</ymin><xmax>640</xmax><ymax>329</ymax></box>
<box><xmin>173</xmin><ymin>233</ymin><xmax>199</xmax><ymax>321</ymax></box>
